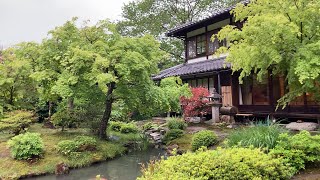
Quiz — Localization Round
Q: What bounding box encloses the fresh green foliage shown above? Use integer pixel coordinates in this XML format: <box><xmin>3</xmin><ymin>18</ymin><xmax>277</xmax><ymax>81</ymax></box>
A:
<box><xmin>109</xmin><ymin>121</ymin><xmax>139</xmax><ymax>134</ymax></box>
<box><xmin>56</xmin><ymin>140</ymin><xmax>79</xmax><ymax>156</ymax></box>
<box><xmin>163</xmin><ymin>129</ymin><xmax>184</xmax><ymax>143</ymax></box>
<box><xmin>57</xmin><ymin>135</ymin><xmax>97</xmax><ymax>156</ymax></box>
<box><xmin>191</xmin><ymin>130</ymin><xmax>217</xmax><ymax>151</ymax></box>
<box><xmin>217</xmin><ymin>0</ymin><xmax>320</xmax><ymax>106</ymax></box>
<box><xmin>7</xmin><ymin>132</ymin><xmax>44</xmax><ymax>160</ymax></box>
<box><xmin>270</xmin><ymin>131</ymin><xmax>320</xmax><ymax>172</ymax></box>
<box><xmin>142</xmin><ymin>122</ymin><xmax>159</xmax><ymax>131</ymax></box>
<box><xmin>51</xmin><ymin>109</ymin><xmax>78</xmax><ymax>131</ymax></box>
<box><xmin>225</xmin><ymin>125</ymin><xmax>284</xmax><ymax>151</ymax></box>
<box><xmin>109</xmin><ymin>121</ymin><xmax>124</xmax><ymax>132</ymax></box>
<box><xmin>167</xmin><ymin>117</ymin><xmax>186</xmax><ymax>130</ymax></box>
<box><xmin>76</xmin><ymin>136</ymin><xmax>97</xmax><ymax>151</ymax></box>
<box><xmin>139</xmin><ymin>147</ymin><xmax>295</xmax><ymax>180</ymax></box>
<box><xmin>120</xmin><ymin>123</ymin><xmax>139</xmax><ymax>134</ymax></box>
<box><xmin>0</xmin><ymin>45</ymin><xmax>37</xmax><ymax>111</ymax></box>
<box><xmin>0</xmin><ymin>110</ymin><xmax>34</xmax><ymax>135</ymax></box>
<box><xmin>25</xmin><ymin>18</ymin><xmax>167</xmax><ymax>138</ymax></box>
<box><xmin>159</xmin><ymin>77</ymin><xmax>191</xmax><ymax>113</ymax></box>
<box><xmin>0</xmin><ymin>123</ymin><xmax>126</xmax><ymax>179</ymax></box>
<box><xmin>118</xmin><ymin>0</ymin><xmax>238</xmax><ymax>69</ymax></box>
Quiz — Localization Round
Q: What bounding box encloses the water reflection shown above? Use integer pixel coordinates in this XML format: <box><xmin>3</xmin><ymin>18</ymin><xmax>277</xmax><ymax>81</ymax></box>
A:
<box><xmin>26</xmin><ymin>148</ymin><xmax>165</xmax><ymax>180</ymax></box>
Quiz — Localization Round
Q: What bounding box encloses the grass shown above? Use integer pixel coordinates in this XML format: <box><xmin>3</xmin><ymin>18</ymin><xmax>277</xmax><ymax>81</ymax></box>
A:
<box><xmin>168</xmin><ymin>133</ymin><xmax>193</xmax><ymax>152</ymax></box>
<box><xmin>224</xmin><ymin>124</ymin><xmax>285</xmax><ymax>151</ymax></box>
<box><xmin>0</xmin><ymin>123</ymin><xmax>129</xmax><ymax>180</ymax></box>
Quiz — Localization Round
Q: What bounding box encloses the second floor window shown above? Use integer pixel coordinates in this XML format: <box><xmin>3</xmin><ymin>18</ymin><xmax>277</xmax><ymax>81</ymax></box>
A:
<box><xmin>187</xmin><ymin>31</ymin><xmax>227</xmax><ymax>59</ymax></box>
<box><xmin>196</xmin><ymin>35</ymin><xmax>206</xmax><ymax>55</ymax></box>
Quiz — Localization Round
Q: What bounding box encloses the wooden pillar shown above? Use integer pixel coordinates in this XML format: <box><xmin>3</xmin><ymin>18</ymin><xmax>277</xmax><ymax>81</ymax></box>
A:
<box><xmin>217</xmin><ymin>73</ymin><xmax>221</xmax><ymax>94</ymax></box>
<box><xmin>184</xmin><ymin>38</ymin><xmax>188</xmax><ymax>63</ymax></box>
<box><xmin>231</xmin><ymin>72</ymin><xmax>239</xmax><ymax>107</ymax></box>
<box><xmin>205</xmin><ymin>26</ymin><xmax>209</xmax><ymax>60</ymax></box>
<box><xmin>303</xmin><ymin>93</ymin><xmax>308</xmax><ymax>113</ymax></box>
<box><xmin>268</xmin><ymin>70</ymin><xmax>274</xmax><ymax>110</ymax></box>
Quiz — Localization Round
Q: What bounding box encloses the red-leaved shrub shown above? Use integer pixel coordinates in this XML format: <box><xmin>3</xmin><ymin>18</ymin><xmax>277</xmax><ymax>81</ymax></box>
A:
<box><xmin>180</xmin><ymin>87</ymin><xmax>211</xmax><ymax>119</ymax></box>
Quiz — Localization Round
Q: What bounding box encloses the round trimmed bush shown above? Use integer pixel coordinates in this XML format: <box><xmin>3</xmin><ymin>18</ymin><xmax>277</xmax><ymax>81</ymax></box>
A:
<box><xmin>57</xmin><ymin>140</ymin><xmax>79</xmax><ymax>156</ymax></box>
<box><xmin>191</xmin><ymin>130</ymin><xmax>217</xmax><ymax>151</ymax></box>
<box><xmin>138</xmin><ymin>148</ymin><xmax>295</xmax><ymax>180</ymax></box>
<box><xmin>7</xmin><ymin>132</ymin><xmax>44</xmax><ymax>160</ymax></box>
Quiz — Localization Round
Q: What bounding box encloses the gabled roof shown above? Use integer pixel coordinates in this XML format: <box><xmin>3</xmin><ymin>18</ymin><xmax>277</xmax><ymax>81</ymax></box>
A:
<box><xmin>152</xmin><ymin>56</ymin><xmax>230</xmax><ymax>80</ymax></box>
<box><xmin>166</xmin><ymin>0</ymin><xmax>249</xmax><ymax>38</ymax></box>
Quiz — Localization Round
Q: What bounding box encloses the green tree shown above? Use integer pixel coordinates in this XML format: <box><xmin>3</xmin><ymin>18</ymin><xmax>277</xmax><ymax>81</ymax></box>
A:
<box><xmin>31</xmin><ymin>19</ymin><xmax>166</xmax><ymax>139</ymax></box>
<box><xmin>0</xmin><ymin>46</ymin><xmax>36</xmax><ymax>111</ymax></box>
<box><xmin>217</xmin><ymin>0</ymin><xmax>320</xmax><ymax>107</ymax></box>
<box><xmin>160</xmin><ymin>77</ymin><xmax>191</xmax><ymax>115</ymax></box>
<box><xmin>118</xmin><ymin>0</ymin><xmax>239</xmax><ymax>69</ymax></box>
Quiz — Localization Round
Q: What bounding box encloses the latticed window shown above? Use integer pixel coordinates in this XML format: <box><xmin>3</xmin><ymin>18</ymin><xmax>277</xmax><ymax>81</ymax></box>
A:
<box><xmin>187</xmin><ymin>37</ymin><xmax>196</xmax><ymax>58</ymax></box>
<box><xmin>196</xmin><ymin>34</ymin><xmax>206</xmax><ymax>55</ymax></box>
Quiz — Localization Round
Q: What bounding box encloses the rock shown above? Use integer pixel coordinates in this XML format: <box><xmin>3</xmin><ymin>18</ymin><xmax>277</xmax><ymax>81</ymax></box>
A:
<box><xmin>108</xmin><ymin>135</ymin><xmax>120</xmax><ymax>141</ymax></box>
<box><xmin>227</xmin><ymin>124</ymin><xmax>237</xmax><ymax>129</ymax></box>
<box><xmin>150</xmin><ymin>132</ymin><xmax>161</xmax><ymax>137</ymax></box>
<box><xmin>186</xmin><ymin>126</ymin><xmax>207</xmax><ymax>134</ymax></box>
<box><xmin>43</xmin><ymin>120</ymin><xmax>55</xmax><ymax>129</ymax></box>
<box><xmin>187</xmin><ymin>117</ymin><xmax>201</xmax><ymax>123</ymax></box>
<box><xmin>160</xmin><ymin>129</ymin><xmax>166</xmax><ymax>135</ymax></box>
<box><xmin>220</xmin><ymin>115</ymin><xmax>235</xmax><ymax>124</ymax></box>
<box><xmin>286</xmin><ymin>122</ymin><xmax>319</xmax><ymax>131</ymax></box>
<box><xmin>297</xmin><ymin>120</ymin><xmax>304</xmax><ymax>123</ymax></box>
<box><xmin>55</xmin><ymin>163</ymin><xmax>69</xmax><ymax>175</ymax></box>
<box><xmin>167</xmin><ymin>144</ymin><xmax>179</xmax><ymax>150</ymax></box>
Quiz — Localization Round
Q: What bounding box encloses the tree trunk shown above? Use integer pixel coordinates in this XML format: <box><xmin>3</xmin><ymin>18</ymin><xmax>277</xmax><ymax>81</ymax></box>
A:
<box><xmin>48</xmin><ymin>101</ymin><xmax>52</xmax><ymax>120</ymax></box>
<box><xmin>8</xmin><ymin>86</ymin><xmax>14</xmax><ymax>105</ymax></box>
<box><xmin>68</xmin><ymin>97</ymin><xmax>74</xmax><ymax>111</ymax></box>
<box><xmin>99</xmin><ymin>82</ymin><xmax>116</xmax><ymax>140</ymax></box>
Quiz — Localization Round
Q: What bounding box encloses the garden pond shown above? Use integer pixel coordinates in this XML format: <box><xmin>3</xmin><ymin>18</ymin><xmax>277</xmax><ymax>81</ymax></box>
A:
<box><xmin>25</xmin><ymin>148</ymin><xmax>166</xmax><ymax>180</ymax></box>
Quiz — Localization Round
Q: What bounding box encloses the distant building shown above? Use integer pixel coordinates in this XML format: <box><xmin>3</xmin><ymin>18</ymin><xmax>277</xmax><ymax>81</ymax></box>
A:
<box><xmin>153</xmin><ymin>1</ymin><xmax>320</xmax><ymax>120</ymax></box>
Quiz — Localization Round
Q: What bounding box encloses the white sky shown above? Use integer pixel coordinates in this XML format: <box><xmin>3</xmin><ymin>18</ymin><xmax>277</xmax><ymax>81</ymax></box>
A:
<box><xmin>0</xmin><ymin>0</ymin><xmax>131</xmax><ymax>47</ymax></box>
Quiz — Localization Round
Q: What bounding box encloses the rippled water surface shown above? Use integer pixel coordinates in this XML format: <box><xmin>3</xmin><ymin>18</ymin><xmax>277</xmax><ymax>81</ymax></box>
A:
<box><xmin>26</xmin><ymin>148</ymin><xmax>165</xmax><ymax>180</ymax></box>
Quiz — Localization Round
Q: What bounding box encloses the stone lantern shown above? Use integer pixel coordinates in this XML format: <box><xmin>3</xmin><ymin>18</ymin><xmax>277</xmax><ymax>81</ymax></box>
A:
<box><xmin>207</xmin><ymin>88</ymin><xmax>222</xmax><ymax>124</ymax></box>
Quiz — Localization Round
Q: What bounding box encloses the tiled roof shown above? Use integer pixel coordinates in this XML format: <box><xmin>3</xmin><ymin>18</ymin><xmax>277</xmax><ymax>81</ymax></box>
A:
<box><xmin>166</xmin><ymin>0</ymin><xmax>249</xmax><ymax>37</ymax></box>
<box><xmin>152</xmin><ymin>56</ymin><xmax>230</xmax><ymax>80</ymax></box>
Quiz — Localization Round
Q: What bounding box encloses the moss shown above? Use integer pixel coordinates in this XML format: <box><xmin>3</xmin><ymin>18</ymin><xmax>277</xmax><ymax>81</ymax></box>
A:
<box><xmin>168</xmin><ymin>133</ymin><xmax>193</xmax><ymax>152</ymax></box>
<box><xmin>0</xmin><ymin>123</ymin><xmax>127</xmax><ymax>179</ymax></box>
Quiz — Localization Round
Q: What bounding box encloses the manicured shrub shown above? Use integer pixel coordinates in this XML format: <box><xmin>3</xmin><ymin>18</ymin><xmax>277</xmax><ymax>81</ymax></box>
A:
<box><xmin>76</xmin><ymin>136</ymin><xmax>97</xmax><ymax>151</ymax></box>
<box><xmin>109</xmin><ymin>121</ymin><xmax>123</xmax><ymax>132</ymax></box>
<box><xmin>191</xmin><ymin>130</ymin><xmax>217</xmax><ymax>151</ymax></box>
<box><xmin>0</xmin><ymin>110</ymin><xmax>34</xmax><ymax>135</ymax></box>
<box><xmin>51</xmin><ymin>109</ymin><xmax>80</xmax><ymax>131</ymax></box>
<box><xmin>120</xmin><ymin>123</ymin><xmax>139</xmax><ymax>134</ymax></box>
<box><xmin>225</xmin><ymin>125</ymin><xmax>284</xmax><ymax>151</ymax></box>
<box><xmin>7</xmin><ymin>132</ymin><xmax>44</xmax><ymax>160</ymax></box>
<box><xmin>57</xmin><ymin>136</ymin><xmax>97</xmax><ymax>156</ymax></box>
<box><xmin>180</xmin><ymin>87</ymin><xmax>211</xmax><ymax>119</ymax></box>
<box><xmin>167</xmin><ymin>118</ymin><xmax>186</xmax><ymax>130</ymax></box>
<box><xmin>138</xmin><ymin>148</ymin><xmax>295</xmax><ymax>180</ymax></box>
<box><xmin>163</xmin><ymin>129</ymin><xmax>184</xmax><ymax>143</ymax></box>
<box><xmin>57</xmin><ymin>140</ymin><xmax>79</xmax><ymax>156</ymax></box>
<box><xmin>270</xmin><ymin>130</ymin><xmax>320</xmax><ymax>172</ymax></box>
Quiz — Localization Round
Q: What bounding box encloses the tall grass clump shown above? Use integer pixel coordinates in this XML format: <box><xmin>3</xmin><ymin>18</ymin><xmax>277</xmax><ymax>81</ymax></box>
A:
<box><xmin>225</xmin><ymin>124</ymin><xmax>285</xmax><ymax>151</ymax></box>
<box><xmin>167</xmin><ymin>117</ymin><xmax>186</xmax><ymax>130</ymax></box>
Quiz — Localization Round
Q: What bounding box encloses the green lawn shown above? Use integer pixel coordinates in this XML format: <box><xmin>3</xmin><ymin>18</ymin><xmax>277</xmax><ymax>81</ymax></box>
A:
<box><xmin>0</xmin><ymin>123</ymin><xmax>127</xmax><ymax>180</ymax></box>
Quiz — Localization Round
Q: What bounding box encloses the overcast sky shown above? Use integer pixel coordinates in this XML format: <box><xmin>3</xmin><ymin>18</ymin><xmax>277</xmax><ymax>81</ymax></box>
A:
<box><xmin>0</xmin><ymin>0</ymin><xmax>131</xmax><ymax>47</ymax></box>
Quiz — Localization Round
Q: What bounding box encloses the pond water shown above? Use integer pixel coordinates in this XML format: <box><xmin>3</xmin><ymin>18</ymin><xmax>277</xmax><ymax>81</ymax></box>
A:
<box><xmin>26</xmin><ymin>148</ymin><xmax>166</xmax><ymax>180</ymax></box>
